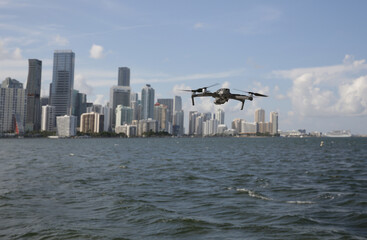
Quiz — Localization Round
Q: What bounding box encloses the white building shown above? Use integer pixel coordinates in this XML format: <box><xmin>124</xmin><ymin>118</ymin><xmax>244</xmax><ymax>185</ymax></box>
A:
<box><xmin>241</xmin><ymin>121</ymin><xmax>257</xmax><ymax>134</ymax></box>
<box><xmin>217</xmin><ymin>124</ymin><xmax>228</xmax><ymax>134</ymax></box>
<box><xmin>115</xmin><ymin>105</ymin><xmax>133</xmax><ymax>127</ymax></box>
<box><xmin>56</xmin><ymin>115</ymin><xmax>77</xmax><ymax>137</ymax></box>
<box><xmin>41</xmin><ymin>105</ymin><xmax>56</xmax><ymax>132</ymax></box>
<box><xmin>215</xmin><ymin>109</ymin><xmax>225</xmax><ymax>124</ymax></box>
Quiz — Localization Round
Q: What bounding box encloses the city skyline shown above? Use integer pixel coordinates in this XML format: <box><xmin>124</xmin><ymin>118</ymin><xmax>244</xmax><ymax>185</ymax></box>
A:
<box><xmin>1</xmin><ymin>1</ymin><xmax>367</xmax><ymax>134</ymax></box>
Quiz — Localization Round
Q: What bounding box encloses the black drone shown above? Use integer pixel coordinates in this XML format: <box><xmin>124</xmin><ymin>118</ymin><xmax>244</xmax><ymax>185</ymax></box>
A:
<box><xmin>182</xmin><ymin>84</ymin><xmax>268</xmax><ymax>110</ymax></box>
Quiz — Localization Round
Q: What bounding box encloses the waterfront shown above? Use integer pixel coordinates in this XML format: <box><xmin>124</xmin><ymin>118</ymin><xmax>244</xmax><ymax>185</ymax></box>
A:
<box><xmin>0</xmin><ymin>137</ymin><xmax>366</xmax><ymax>239</ymax></box>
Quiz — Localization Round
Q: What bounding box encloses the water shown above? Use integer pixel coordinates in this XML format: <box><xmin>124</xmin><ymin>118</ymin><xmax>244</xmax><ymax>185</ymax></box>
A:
<box><xmin>0</xmin><ymin>137</ymin><xmax>366</xmax><ymax>239</ymax></box>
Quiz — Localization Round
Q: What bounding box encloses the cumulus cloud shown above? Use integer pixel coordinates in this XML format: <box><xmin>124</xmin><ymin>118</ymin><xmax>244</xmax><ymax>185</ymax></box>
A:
<box><xmin>50</xmin><ymin>34</ymin><xmax>69</xmax><ymax>46</ymax></box>
<box><xmin>0</xmin><ymin>40</ymin><xmax>23</xmax><ymax>60</ymax></box>
<box><xmin>274</xmin><ymin>55</ymin><xmax>367</xmax><ymax>117</ymax></box>
<box><xmin>74</xmin><ymin>74</ymin><xmax>94</xmax><ymax>95</ymax></box>
<box><xmin>89</xmin><ymin>44</ymin><xmax>104</xmax><ymax>59</ymax></box>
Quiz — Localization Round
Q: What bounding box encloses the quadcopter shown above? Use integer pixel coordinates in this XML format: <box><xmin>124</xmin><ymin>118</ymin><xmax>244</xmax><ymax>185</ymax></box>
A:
<box><xmin>182</xmin><ymin>84</ymin><xmax>268</xmax><ymax>110</ymax></box>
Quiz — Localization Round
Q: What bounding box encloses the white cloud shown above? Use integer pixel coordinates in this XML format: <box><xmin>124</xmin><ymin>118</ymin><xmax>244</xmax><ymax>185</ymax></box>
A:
<box><xmin>194</xmin><ymin>22</ymin><xmax>205</xmax><ymax>29</ymax></box>
<box><xmin>74</xmin><ymin>74</ymin><xmax>93</xmax><ymax>95</ymax></box>
<box><xmin>275</xmin><ymin>55</ymin><xmax>367</xmax><ymax>117</ymax></box>
<box><xmin>0</xmin><ymin>40</ymin><xmax>23</xmax><ymax>60</ymax></box>
<box><xmin>94</xmin><ymin>94</ymin><xmax>107</xmax><ymax>105</ymax></box>
<box><xmin>89</xmin><ymin>44</ymin><xmax>104</xmax><ymax>59</ymax></box>
<box><xmin>50</xmin><ymin>34</ymin><xmax>69</xmax><ymax>46</ymax></box>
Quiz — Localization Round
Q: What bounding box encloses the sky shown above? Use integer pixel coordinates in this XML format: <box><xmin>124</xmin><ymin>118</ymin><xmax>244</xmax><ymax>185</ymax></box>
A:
<box><xmin>1</xmin><ymin>0</ymin><xmax>367</xmax><ymax>134</ymax></box>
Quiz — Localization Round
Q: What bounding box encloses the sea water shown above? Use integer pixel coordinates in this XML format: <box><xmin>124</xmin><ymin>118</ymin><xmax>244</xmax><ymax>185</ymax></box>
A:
<box><xmin>0</xmin><ymin>137</ymin><xmax>366</xmax><ymax>239</ymax></box>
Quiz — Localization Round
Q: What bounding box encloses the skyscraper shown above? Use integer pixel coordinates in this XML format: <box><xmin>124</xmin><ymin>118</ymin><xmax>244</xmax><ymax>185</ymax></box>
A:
<box><xmin>25</xmin><ymin>59</ymin><xmax>42</xmax><ymax>131</ymax></box>
<box><xmin>154</xmin><ymin>102</ymin><xmax>169</xmax><ymax>132</ymax></box>
<box><xmin>270</xmin><ymin>111</ymin><xmax>279</xmax><ymax>135</ymax></box>
<box><xmin>110</xmin><ymin>86</ymin><xmax>131</xmax><ymax>128</ymax></box>
<box><xmin>141</xmin><ymin>84</ymin><xmax>155</xmax><ymax>119</ymax></box>
<box><xmin>50</xmin><ymin>50</ymin><xmax>75</xmax><ymax>117</ymax></box>
<box><xmin>255</xmin><ymin>108</ymin><xmax>265</xmax><ymax>123</ymax></box>
<box><xmin>174</xmin><ymin>96</ymin><xmax>182</xmax><ymax>112</ymax></box>
<box><xmin>157</xmin><ymin>98</ymin><xmax>173</xmax><ymax>123</ymax></box>
<box><xmin>118</xmin><ymin>67</ymin><xmax>130</xmax><ymax>87</ymax></box>
<box><xmin>0</xmin><ymin>78</ymin><xmax>27</xmax><ymax>134</ymax></box>
<box><xmin>215</xmin><ymin>109</ymin><xmax>225</xmax><ymax>124</ymax></box>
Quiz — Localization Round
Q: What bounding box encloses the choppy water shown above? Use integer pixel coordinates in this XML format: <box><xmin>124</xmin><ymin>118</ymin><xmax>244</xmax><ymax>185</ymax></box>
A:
<box><xmin>0</xmin><ymin>137</ymin><xmax>366</xmax><ymax>239</ymax></box>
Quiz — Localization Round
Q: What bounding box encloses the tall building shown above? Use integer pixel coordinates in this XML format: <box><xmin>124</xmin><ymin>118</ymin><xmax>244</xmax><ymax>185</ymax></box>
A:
<box><xmin>50</xmin><ymin>50</ymin><xmax>75</xmax><ymax>117</ymax></box>
<box><xmin>115</xmin><ymin>105</ymin><xmax>133</xmax><ymax>126</ymax></box>
<box><xmin>141</xmin><ymin>84</ymin><xmax>155</xmax><ymax>119</ymax></box>
<box><xmin>41</xmin><ymin>105</ymin><xmax>56</xmax><ymax>132</ymax></box>
<box><xmin>172</xmin><ymin>96</ymin><xmax>184</xmax><ymax>136</ymax></box>
<box><xmin>173</xmin><ymin>110</ymin><xmax>184</xmax><ymax>136</ymax></box>
<box><xmin>157</xmin><ymin>98</ymin><xmax>173</xmax><ymax>123</ymax></box>
<box><xmin>270</xmin><ymin>111</ymin><xmax>279</xmax><ymax>135</ymax></box>
<box><xmin>118</xmin><ymin>67</ymin><xmax>130</xmax><ymax>87</ymax></box>
<box><xmin>0</xmin><ymin>78</ymin><xmax>27</xmax><ymax>134</ymax></box>
<box><xmin>255</xmin><ymin>108</ymin><xmax>265</xmax><ymax>123</ymax></box>
<box><xmin>188</xmin><ymin>111</ymin><xmax>199</xmax><ymax>135</ymax></box>
<box><xmin>232</xmin><ymin>118</ymin><xmax>243</xmax><ymax>133</ymax></box>
<box><xmin>56</xmin><ymin>115</ymin><xmax>77</xmax><ymax>137</ymax></box>
<box><xmin>25</xmin><ymin>59</ymin><xmax>42</xmax><ymax>131</ymax></box>
<box><xmin>110</xmin><ymin>86</ymin><xmax>131</xmax><ymax>128</ymax></box>
<box><xmin>80</xmin><ymin>112</ymin><xmax>104</xmax><ymax>133</ymax></box>
<box><xmin>71</xmin><ymin>90</ymin><xmax>87</xmax><ymax>127</ymax></box>
<box><xmin>215</xmin><ymin>109</ymin><xmax>225</xmax><ymax>124</ymax></box>
<box><xmin>154</xmin><ymin>102</ymin><xmax>169</xmax><ymax>132</ymax></box>
<box><xmin>174</xmin><ymin>96</ymin><xmax>182</xmax><ymax>112</ymax></box>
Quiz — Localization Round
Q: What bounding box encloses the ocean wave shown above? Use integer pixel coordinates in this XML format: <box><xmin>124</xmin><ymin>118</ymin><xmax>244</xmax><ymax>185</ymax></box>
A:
<box><xmin>236</xmin><ymin>188</ymin><xmax>272</xmax><ymax>201</ymax></box>
<box><xmin>286</xmin><ymin>200</ymin><xmax>314</xmax><ymax>204</ymax></box>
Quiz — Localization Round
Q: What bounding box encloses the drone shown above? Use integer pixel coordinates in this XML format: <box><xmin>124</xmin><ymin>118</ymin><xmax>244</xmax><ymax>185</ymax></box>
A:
<box><xmin>181</xmin><ymin>84</ymin><xmax>268</xmax><ymax>110</ymax></box>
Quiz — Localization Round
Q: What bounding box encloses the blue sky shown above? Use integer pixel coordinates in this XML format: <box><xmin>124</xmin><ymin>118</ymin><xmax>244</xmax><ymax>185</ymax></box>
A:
<box><xmin>1</xmin><ymin>0</ymin><xmax>367</xmax><ymax>134</ymax></box>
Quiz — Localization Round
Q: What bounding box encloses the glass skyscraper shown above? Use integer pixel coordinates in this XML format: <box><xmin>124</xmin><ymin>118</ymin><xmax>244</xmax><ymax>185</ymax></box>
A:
<box><xmin>118</xmin><ymin>67</ymin><xmax>130</xmax><ymax>87</ymax></box>
<box><xmin>50</xmin><ymin>50</ymin><xmax>75</xmax><ymax>117</ymax></box>
<box><xmin>25</xmin><ymin>59</ymin><xmax>42</xmax><ymax>131</ymax></box>
<box><xmin>141</xmin><ymin>84</ymin><xmax>155</xmax><ymax>119</ymax></box>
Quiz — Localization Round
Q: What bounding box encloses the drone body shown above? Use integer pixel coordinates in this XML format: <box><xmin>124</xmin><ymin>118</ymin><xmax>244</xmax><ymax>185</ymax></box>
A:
<box><xmin>182</xmin><ymin>84</ymin><xmax>268</xmax><ymax>110</ymax></box>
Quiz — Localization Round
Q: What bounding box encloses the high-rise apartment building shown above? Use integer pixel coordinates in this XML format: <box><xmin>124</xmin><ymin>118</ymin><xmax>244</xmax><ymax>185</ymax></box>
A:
<box><xmin>154</xmin><ymin>102</ymin><xmax>169</xmax><ymax>132</ymax></box>
<box><xmin>157</xmin><ymin>98</ymin><xmax>173</xmax><ymax>123</ymax></box>
<box><xmin>255</xmin><ymin>108</ymin><xmax>265</xmax><ymax>123</ymax></box>
<box><xmin>118</xmin><ymin>67</ymin><xmax>130</xmax><ymax>87</ymax></box>
<box><xmin>215</xmin><ymin>109</ymin><xmax>225</xmax><ymax>124</ymax></box>
<box><xmin>80</xmin><ymin>112</ymin><xmax>104</xmax><ymax>133</ymax></box>
<box><xmin>141</xmin><ymin>84</ymin><xmax>155</xmax><ymax>119</ymax></box>
<box><xmin>25</xmin><ymin>59</ymin><xmax>42</xmax><ymax>131</ymax></box>
<box><xmin>41</xmin><ymin>105</ymin><xmax>56</xmax><ymax>132</ymax></box>
<box><xmin>0</xmin><ymin>78</ymin><xmax>27</xmax><ymax>134</ymax></box>
<box><xmin>270</xmin><ymin>111</ymin><xmax>279</xmax><ymax>135</ymax></box>
<box><xmin>50</xmin><ymin>50</ymin><xmax>75</xmax><ymax>117</ymax></box>
<box><xmin>188</xmin><ymin>111</ymin><xmax>199</xmax><ymax>135</ymax></box>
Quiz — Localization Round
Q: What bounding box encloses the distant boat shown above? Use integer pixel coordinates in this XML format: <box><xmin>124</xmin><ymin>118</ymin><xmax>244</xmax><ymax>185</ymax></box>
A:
<box><xmin>324</xmin><ymin>130</ymin><xmax>352</xmax><ymax>138</ymax></box>
<box><xmin>48</xmin><ymin>136</ymin><xmax>59</xmax><ymax>139</ymax></box>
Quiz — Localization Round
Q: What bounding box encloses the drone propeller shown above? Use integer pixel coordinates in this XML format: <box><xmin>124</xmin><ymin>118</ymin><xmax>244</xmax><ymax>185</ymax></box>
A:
<box><xmin>234</xmin><ymin>89</ymin><xmax>268</xmax><ymax>97</ymax></box>
<box><xmin>181</xmin><ymin>83</ymin><xmax>219</xmax><ymax>93</ymax></box>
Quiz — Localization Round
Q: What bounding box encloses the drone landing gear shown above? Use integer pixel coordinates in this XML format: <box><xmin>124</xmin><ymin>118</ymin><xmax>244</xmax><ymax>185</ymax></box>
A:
<box><xmin>191</xmin><ymin>96</ymin><xmax>195</xmax><ymax>106</ymax></box>
<box><xmin>241</xmin><ymin>100</ymin><xmax>245</xmax><ymax>110</ymax></box>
